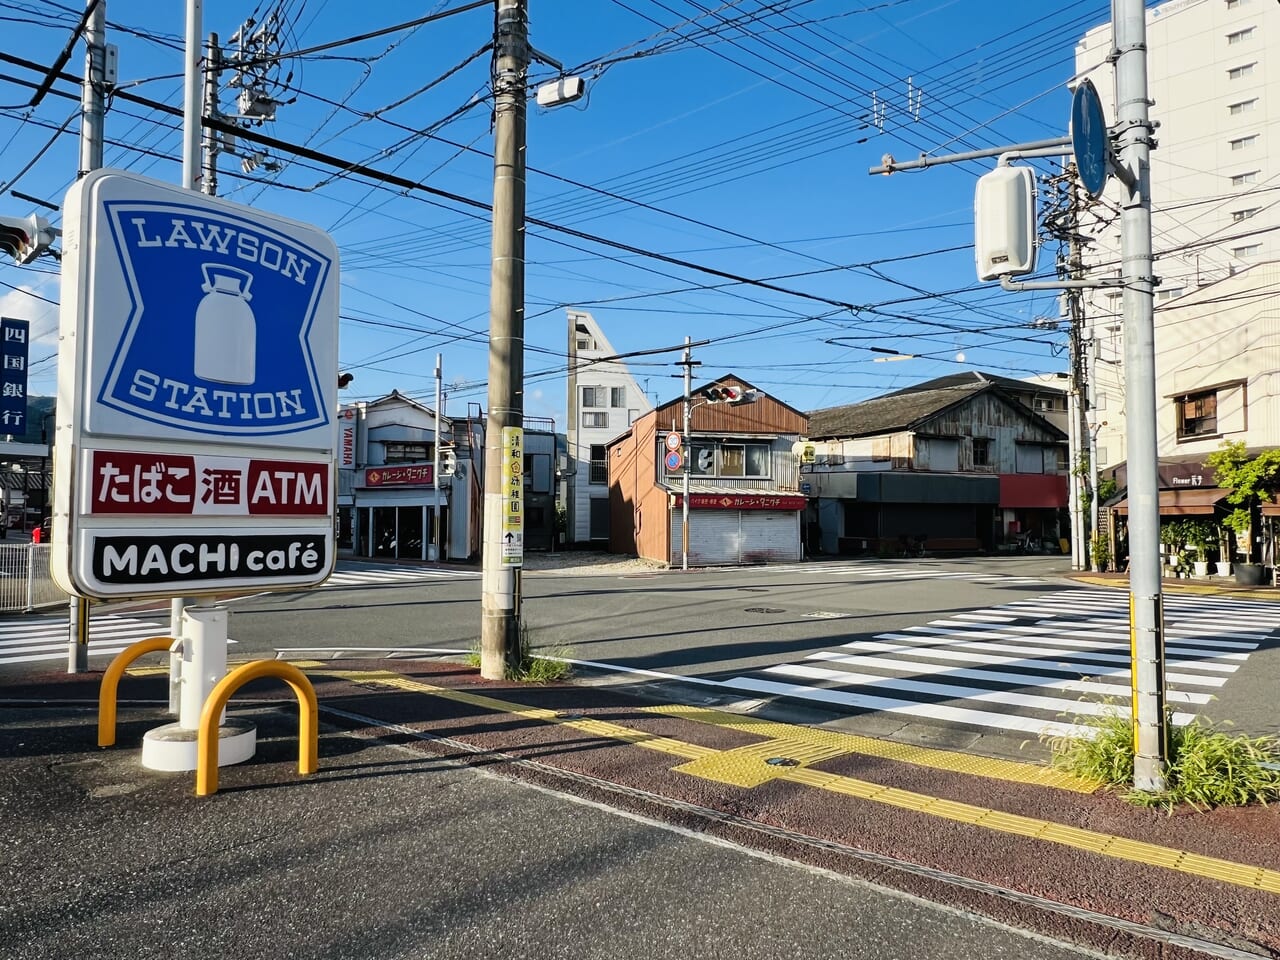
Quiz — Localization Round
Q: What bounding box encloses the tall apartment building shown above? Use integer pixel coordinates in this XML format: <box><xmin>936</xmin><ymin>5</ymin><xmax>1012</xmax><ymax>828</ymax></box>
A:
<box><xmin>564</xmin><ymin>310</ymin><xmax>653</xmax><ymax>545</ymax></box>
<box><xmin>1075</xmin><ymin>0</ymin><xmax>1280</xmax><ymax>474</ymax></box>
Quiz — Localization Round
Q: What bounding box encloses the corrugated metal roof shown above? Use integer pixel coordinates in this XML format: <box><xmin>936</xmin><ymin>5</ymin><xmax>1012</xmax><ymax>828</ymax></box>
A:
<box><xmin>806</xmin><ymin>383</ymin><xmax>986</xmax><ymax>439</ymax></box>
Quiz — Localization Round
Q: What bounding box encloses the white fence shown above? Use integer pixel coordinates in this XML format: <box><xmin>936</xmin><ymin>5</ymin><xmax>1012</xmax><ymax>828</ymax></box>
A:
<box><xmin>0</xmin><ymin>544</ymin><xmax>67</xmax><ymax>612</ymax></box>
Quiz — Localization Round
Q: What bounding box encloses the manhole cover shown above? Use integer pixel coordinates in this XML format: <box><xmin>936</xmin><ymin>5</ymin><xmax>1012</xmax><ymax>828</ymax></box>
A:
<box><xmin>765</xmin><ymin>757</ymin><xmax>800</xmax><ymax>767</ymax></box>
<box><xmin>744</xmin><ymin>606</ymin><xmax>785</xmax><ymax>614</ymax></box>
<box><xmin>556</xmin><ymin>711</ymin><xmax>584</xmax><ymax>720</ymax></box>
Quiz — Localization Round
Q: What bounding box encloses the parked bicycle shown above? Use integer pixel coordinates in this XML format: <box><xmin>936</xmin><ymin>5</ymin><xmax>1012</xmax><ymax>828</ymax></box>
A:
<box><xmin>899</xmin><ymin>533</ymin><xmax>927</xmax><ymax>558</ymax></box>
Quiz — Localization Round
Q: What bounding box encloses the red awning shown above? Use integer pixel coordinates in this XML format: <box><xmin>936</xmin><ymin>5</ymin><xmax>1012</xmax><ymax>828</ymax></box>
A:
<box><xmin>1111</xmin><ymin>488</ymin><xmax>1224</xmax><ymax>516</ymax></box>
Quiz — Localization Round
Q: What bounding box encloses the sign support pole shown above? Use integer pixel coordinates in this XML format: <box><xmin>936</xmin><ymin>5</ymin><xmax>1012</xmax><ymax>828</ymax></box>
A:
<box><xmin>480</xmin><ymin>0</ymin><xmax>528</xmax><ymax>679</ymax></box>
<box><xmin>67</xmin><ymin>0</ymin><xmax>106</xmax><ymax>675</ymax></box>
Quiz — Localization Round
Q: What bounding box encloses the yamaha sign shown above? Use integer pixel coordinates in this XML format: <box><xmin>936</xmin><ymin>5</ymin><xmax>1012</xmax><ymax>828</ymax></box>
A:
<box><xmin>53</xmin><ymin>170</ymin><xmax>340</xmax><ymax>599</ymax></box>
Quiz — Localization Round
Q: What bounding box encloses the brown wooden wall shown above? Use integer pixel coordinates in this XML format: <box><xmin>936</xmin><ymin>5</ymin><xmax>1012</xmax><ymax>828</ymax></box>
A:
<box><xmin>652</xmin><ymin>377</ymin><xmax>808</xmax><ymax>436</ymax></box>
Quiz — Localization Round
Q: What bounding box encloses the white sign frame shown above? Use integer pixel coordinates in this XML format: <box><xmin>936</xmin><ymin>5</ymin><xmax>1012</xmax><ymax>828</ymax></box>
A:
<box><xmin>52</xmin><ymin>169</ymin><xmax>340</xmax><ymax>599</ymax></box>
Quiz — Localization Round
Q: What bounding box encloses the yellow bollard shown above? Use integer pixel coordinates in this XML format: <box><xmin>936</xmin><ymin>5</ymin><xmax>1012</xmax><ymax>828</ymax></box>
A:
<box><xmin>98</xmin><ymin>636</ymin><xmax>177</xmax><ymax>748</ymax></box>
<box><xmin>195</xmin><ymin>660</ymin><xmax>319</xmax><ymax>797</ymax></box>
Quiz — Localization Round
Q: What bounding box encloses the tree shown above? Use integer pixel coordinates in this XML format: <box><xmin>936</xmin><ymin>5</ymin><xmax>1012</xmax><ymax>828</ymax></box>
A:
<box><xmin>1205</xmin><ymin>441</ymin><xmax>1280</xmax><ymax>565</ymax></box>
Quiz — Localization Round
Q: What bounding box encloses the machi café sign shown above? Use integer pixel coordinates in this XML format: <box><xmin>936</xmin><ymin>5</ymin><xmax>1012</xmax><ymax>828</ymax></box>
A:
<box><xmin>52</xmin><ymin>169</ymin><xmax>340</xmax><ymax>599</ymax></box>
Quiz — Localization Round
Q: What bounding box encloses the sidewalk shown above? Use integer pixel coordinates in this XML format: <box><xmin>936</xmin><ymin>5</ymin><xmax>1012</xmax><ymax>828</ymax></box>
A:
<box><xmin>4</xmin><ymin>658</ymin><xmax>1279</xmax><ymax>959</ymax></box>
<box><xmin>1063</xmin><ymin>568</ymin><xmax>1280</xmax><ymax>601</ymax></box>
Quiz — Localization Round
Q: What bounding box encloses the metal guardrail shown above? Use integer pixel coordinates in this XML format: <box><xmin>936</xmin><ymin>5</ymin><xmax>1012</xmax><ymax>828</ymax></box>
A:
<box><xmin>0</xmin><ymin>543</ymin><xmax>67</xmax><ymax>612</ymax></box>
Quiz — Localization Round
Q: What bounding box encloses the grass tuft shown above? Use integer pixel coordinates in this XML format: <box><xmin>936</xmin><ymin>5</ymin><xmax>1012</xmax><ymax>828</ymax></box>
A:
<box><xmin>1044</xmin><ymin>705</ymin><xmax>1280</xmax><ymax>812</ymax></box>
<box><xmin>463</xmin><ymin>625</ymin><xmax>573</xmax><ymax>684</ymax></box>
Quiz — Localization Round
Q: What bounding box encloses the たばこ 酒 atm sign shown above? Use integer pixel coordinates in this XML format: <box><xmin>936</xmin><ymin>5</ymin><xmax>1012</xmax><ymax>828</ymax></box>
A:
<box><xmin>52</xmin><ymin>169</ymin><xmax>340</xmax><ymax>599</ymax></box>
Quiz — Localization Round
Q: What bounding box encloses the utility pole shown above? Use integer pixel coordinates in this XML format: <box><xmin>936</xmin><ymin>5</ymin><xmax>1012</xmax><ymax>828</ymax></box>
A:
<box><xmin>679</xmin><ymin>337</ymin><xmax>697</xmax><ymax>572</ymax></box>
<box><xmin>1115</xmin><ymin>0</ymin><xmax>1167</xmax><ymax>792</ymax></box>
<box><xmin>433</xmin><ymin>352</ymin><xmax>442</xmax><ymax>562</ymax></box>
<box><xmin>68</xmin><ymin>0</ymin><xmax>106</xmax><ymax>673</ymax></box>
<box><xmin>182</xmin><ymin>0</ymin><xmax>202</xmax><ymax>191</ymax></box>
<box><xmin>201</xmin><ymin>33</ymin><xmax>220</xmax><ymax>196</ymax></box>
<box><xmin>480</xmin><ymin>0</ymin><xmax>528</xmax><ymax>680</ymax></box>
<box><xmin>1066</xmin><ymin>174</ymin><xmax>1089</xmax><ymax>571</ymax></box>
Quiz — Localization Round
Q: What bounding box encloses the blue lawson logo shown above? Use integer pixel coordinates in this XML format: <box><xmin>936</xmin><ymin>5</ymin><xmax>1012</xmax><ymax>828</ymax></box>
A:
<box><xmin>97</xmin><ymin>200</ymin><xmax>333</xmax><ymax>437</ymax></box>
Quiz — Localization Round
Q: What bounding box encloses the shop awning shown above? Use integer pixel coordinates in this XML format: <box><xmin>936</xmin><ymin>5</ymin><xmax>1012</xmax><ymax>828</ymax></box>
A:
<box><xmin>1110</xmin><ymin>488</ymin><xmax>1224</xmax><ymax>516</ymax></box>
<box><xmin>1262</xmin><ymin>501</ymin><xmax>1280</xmax><ymax>517</ymax></box>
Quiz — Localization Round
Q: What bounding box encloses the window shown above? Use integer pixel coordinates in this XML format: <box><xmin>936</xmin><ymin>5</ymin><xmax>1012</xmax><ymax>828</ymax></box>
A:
<box><xmin>1177</xmin><ymin>390</ymin><xmax>1218</xmax><ymax>439</ymax></box>
<box><xmin>1230</xmin><ymin>170</ymin><xmax>1259</xmax><ymax>186</ymax></box>
<box><xmin>1095</xmin><ymin>392</ymin><xmax>1107</xmax><ymax>411</ymax></box>
<box><xmin>1227</xmin><ymin>27</ymin><xmax>1254</xmax><ymax>43</ymax></box>
<box><xmin>1155</xmin><ymin>286</ymin><xmax>1185</xmax><ymax>303</ymax></box>
<box><xmin>610</xmin><ymin>386</ymin><xmax>626</xmax><ymax>408</ymax></box>
<box><xmin>1097</xmin><ymin>446</ymin><xmax>1109</xmax><ymax>470</ymax></box>
<box><xmin>1229</xmin><ymin>98</ymin><xmax>1257</xmax><ymax>115</ymax></box>
<box><xmin>589</xmin><ymin>444</ymin><xmax>608</xmax><ymax>484</ymax></box>
<box><xmin>1232</xmin><ymin>243</ymin><xmax>1261</xmax><ymax>258</ymax></box>
<box><xmin>582</xmin><ymin>411</ymin><xmax>608</xmax><ymax>429</ymax></box>
<box><xmin>383</xmin><ymin>441</ymin><xmax>428</xmax><ymax>464</ymax></box>
<box><xmin>581</xmin><ymin>386</ymin><xmax>605</xmax><ymax>408</ymax></box>
<box><xmin>665</xmin><ymin>441</ymin><xmax>771</xmax><ymax>478</ymax></box>
<box><xmin>1226</xmin><ymin>0</ymin><xmax>1251</xmax><ymax>9</ymax></box>
<box><xmin>972</xmin><ymin>438</ymin><xmax>991</xmax><ymax>467</ymax></box>
<box><xmin>1228</xmin><ymin>63</ymin><xmax>1255</xmax><ymax>80</ymax></box>
<box><xmin>1229</xmin><ymin>134</ymin><xmax>1258</xmax><ymax>150</ymax></box>
<box><xmin>1233</xmin><ymin>207</ymin><xmax>1261</xmax><ymax>222</ymax></box>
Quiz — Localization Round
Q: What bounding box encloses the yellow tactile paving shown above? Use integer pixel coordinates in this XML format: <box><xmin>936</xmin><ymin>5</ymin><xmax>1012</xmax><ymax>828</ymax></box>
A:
<box><xmin>321</xmin><ymin>669</ymin><xmax>713</xmax><ymax>761</ymax></box>
<box><xmin>642</xmin><ymin>703</ymin><xmax>1099</xmax><ymax>793</ymax></box>
<box><xmin>297</xmin><ymin>668</ymin><xmax>1280</xmax><ymax>896</ymax></box>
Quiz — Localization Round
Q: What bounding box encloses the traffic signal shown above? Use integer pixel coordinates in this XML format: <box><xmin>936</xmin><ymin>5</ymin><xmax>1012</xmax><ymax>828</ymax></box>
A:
<box><xmin>0</xmin><ymin>214</ymin><xmax>54</xmax><ymax>265</ymax></box>
<box><xmin>701</xmin><ymin>385</ymin><xmax>743</xmax><ymax>403</ymax></box>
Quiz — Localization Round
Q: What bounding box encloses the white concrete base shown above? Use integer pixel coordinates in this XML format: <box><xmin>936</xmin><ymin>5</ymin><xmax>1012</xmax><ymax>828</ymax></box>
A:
<box><xmin>141</xmin><ymin>719</ymin><xmax>257</xmax><ymax>772</ymax></box>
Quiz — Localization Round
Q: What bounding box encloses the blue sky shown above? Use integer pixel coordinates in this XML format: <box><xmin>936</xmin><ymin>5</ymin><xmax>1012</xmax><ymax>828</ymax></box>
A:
<box><xmin>0</xmin><ymin>0</ymin><xmax>1121</xmax><ymax>426</ymax></box>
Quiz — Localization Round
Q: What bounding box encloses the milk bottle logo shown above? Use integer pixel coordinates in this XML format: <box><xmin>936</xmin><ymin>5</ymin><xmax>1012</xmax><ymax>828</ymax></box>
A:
<box><xmin>194</xmin><ymin>264</ymin><xmax>256</xmax><ymax>384</ymax></box>
<box><xmin>97</xmin><ymin>200</ymin><xmax>334</xmax><ymax>437</ymax></box>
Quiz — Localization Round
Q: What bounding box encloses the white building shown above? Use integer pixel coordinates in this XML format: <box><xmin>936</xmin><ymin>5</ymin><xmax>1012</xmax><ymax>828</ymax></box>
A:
<box><xmin>564</xmin><ymin>310</ymin><xmax>653</xmax><ymax>545</ymax></box>
<box><xmin>1075</xmin><ymin>0</ymin><xmax>1280</xmax><ymax>477</ymax></box>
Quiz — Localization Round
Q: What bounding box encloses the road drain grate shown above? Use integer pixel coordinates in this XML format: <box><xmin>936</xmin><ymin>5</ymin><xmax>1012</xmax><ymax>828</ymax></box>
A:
<box><xmin>744</xmin><ymin>606</ymin><xmax>786</xmax><ymax>614</ymax></box>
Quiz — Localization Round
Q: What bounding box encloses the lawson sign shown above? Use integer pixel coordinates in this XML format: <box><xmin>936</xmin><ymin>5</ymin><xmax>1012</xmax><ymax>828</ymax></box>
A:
<box><xmin>53</xmin><ymin>170</ymin><xmax>340</xmax><ymax>599</ymax></box>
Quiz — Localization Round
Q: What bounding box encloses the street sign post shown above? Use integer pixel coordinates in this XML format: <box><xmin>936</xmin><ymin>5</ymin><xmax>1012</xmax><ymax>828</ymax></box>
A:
<box><xmin>51</xmin><ymin>169</ymin><xmax>340</xmax><ymax>599</ymax></box>
<box><xmin>1071</xmin><ymin>79</ymin><xmax>1110</xmax><ymax>199</ymax></box>
<box><xmin>665</xmin><ymin>431</ymin><xmax>681</xmax><ymax>452</ymax></box>
<box><xmin>665</xmin><ymin>450</ymin><xmax>683</xmax><ymax>472</ymax></box>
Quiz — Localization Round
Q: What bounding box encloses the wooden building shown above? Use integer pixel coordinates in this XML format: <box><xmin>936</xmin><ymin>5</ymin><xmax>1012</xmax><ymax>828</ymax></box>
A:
<box><xmin>607</xmin><ymin>377</ymin><xmax>808</xmax><ymax>566</ymax></box>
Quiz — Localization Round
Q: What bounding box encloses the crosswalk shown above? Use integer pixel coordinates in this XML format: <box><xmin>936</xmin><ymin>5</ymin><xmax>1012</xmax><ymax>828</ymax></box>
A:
<box><xmin>317</xmin><ymin>564</ymin><xmax>479</xmax><ymax>589</ymax></box>
<box><xmin>754</xmin><ymin>560</ymin><xmax>1047</xmax><ymax>587</ymax></box>
<box><xmin>721</xmin><ymin>589</ymin><xmax>1278</xmax><ymax>739</ymax></box>
<box><xmin>0</xmin><ymin>612</ymin><xmax>172</xmax><ymax>667</ymax></box>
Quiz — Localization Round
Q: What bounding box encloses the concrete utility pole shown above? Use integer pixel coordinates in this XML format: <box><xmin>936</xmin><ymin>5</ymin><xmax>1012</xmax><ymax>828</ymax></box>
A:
<box><xmin>480</xmin><ymin>0</ymin><xmax>528</xmax><ymax>679</ymax></box>
<box><xmin>1065</xmin><ymin>175</ymin><xmax>1088</xmax><ymax>571</ymax></box>
<box><xmin>182</xmin><ymin>0</ymin><xmax>202</xmax><ymax>191</ymax></box>
<box><xmin>1114</xmin><ymin>0</ymin><xmax>1167</xmax><ymax>791</ymax></box>
<box><xmin>200</xmin><ymin>33</ymin><xmax>220</xmax><ymax>197</ymax></box>
<box><xmin>680</xmin><ymin>337</ymin><xmax>694</xmax><ymax>571</ymax></box>
<box><xmin>433</xmin><ymin>352</ymin><xmax>442</xmax><ymax>562</ymax></box>
<box><xmin>68</xmin><ymin>0</ymin><xmax>106</xmax><ymax>673</ymax></box>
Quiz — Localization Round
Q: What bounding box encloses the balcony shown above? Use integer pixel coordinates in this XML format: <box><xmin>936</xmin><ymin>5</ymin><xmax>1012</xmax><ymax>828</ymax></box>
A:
<box><xmin>589</xmin><ymin>459</ymin><xmax>608</xmax><ymax>485</ymax></box>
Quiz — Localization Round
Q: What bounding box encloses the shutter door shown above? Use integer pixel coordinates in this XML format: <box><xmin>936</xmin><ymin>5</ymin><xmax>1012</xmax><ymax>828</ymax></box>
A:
<box><xmin>669</xmin><ymin>510</ymin><xmax>742</xmax><ymax>566</ymax></box>
<box><xmin>740</xmin><ymin>511</ymin><xmax>801</xmax><ymax>563</ymax></box>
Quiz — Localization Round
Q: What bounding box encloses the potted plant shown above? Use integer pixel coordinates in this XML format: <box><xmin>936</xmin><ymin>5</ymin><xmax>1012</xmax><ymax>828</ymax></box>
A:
<box><xmin>1214</xmin><ymin>520</ymin><xmax>1233</xmax><ymax>577</ymax></box>
<box><xmin>1158</xmin><ymin>521</ymin><xmax>1182</xmax><ymax>570</ymax></box>
<box><xmin>1206</xmin><ymin>442</ymin><xmax>1280</xmax><ymax>586</ymax></box>
<box><xmin>1182</xmin><ymin>518</ymin><xmax>1215</xmax><ymax>578</ymax></box>
<box><xmin>1089</xmin><ymin>533</ymin><xmax>1110</xmax><ymax>572</ymax></box>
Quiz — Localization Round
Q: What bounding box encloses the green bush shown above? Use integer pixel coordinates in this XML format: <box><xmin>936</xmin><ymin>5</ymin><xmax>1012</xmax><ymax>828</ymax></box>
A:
<box><xmin>1089</xmin><ymin>534</ymin><xmax>1110</xmax><ymax>571</ymax></box>
<box><xmin>1044</xmin><ymin>707</ymin><xmax>1280</xmax><ymax>812</ymax></box>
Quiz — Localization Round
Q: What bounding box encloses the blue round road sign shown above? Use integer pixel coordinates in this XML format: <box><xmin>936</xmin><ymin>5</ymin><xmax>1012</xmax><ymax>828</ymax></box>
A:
<box><xmin>1071</xmin><ymin>79</ymin><xmax>1109</xmax><ymax>199</ymax></box>
<box><xmin>665</xmin><ymin>450</ymin><xmax>683</xmax><ymax>471</ymax></box>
